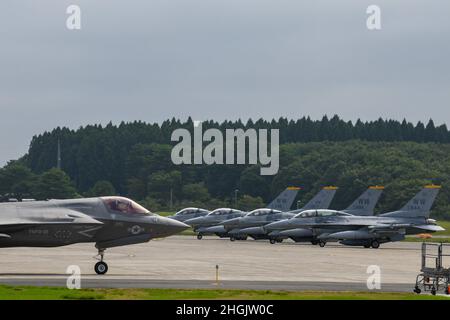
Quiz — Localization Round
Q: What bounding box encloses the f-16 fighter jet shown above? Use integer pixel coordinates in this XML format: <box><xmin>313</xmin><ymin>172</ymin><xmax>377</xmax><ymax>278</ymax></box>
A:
<box><xmin>265</xmin><ymin>185</ymin><xmax>443</xmax><ymax>248</ymax></box>
<box><xmin>0</xmin><ymin>196</ymin><xmax>188</xmax><ymax>274</ymax></box>
<box><xmin>183</xmin><ymin>186</ymin><xmax>301</xmax><ymax>239</ymax></box>
<box><xmin>203</xmin><ymin>186</ymin><xmax>338</xmax><ymax>242</ymax></box>
<box><xmin>167</xmin><ymin>186</ymin><xmax>299</xmax><ymax>223</ymax></box>
<box><xmin>267</xmin><ymin>186</ymin><xmax>384</xmax><ymax>243</ymax></box>
<box><xmin>184</xmin><ymin>208</ymin><xmax>245</xmax><ymax>239</ymax></box>
<box><xmin>167</xmin><ymin>208</ymin><xmax>210</xmax><ymax>222</ymax></box>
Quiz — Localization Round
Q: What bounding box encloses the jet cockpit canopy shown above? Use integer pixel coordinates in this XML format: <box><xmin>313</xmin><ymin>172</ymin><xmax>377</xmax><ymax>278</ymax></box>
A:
<box><xmin>208</xmin><ymin>208</ymin><xmax>243</xmax><ymax>216</ymax></box>
<box><xmin>101</xmin><ymin>197</ymin><xmax>151</xmax><ymax>215</ymax></box>
<box><xmin>294</xmin><ymin>209</ymin><xmax>351</xmax><ymax>218</ymax></box>
<box><xmin>175</xmin><ymin>208</ymin><xmax>209</xmax><ymax>216</ymax></box>
<box><xmin>246</xmin><ymin>208</ymin><xmax>282</xmax><ymax>216</ymax></box>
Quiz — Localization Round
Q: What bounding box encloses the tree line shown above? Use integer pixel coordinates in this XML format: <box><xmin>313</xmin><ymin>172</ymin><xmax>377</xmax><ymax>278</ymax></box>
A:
<box><xmin>1</xmin><ymin>116</ymin><xmax>450</xmax><ymax>219</ymax></box>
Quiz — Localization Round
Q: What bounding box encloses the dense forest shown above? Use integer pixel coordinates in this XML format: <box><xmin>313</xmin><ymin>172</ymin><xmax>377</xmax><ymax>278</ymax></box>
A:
<box><xmin>1</xmin><ymin>116</ymin><xmax>450</xmax><ymax>219</ymax></box>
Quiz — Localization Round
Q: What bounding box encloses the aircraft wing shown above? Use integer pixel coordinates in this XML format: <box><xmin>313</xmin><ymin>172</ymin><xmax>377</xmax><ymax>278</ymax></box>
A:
<box><xmin>368</xmin><ymin>223</ymin><xmax>444</xmax><ymax>232</ymax></box>
<box><xmin>308</xmin><ymin>221</ymin><xmax>445</xmax><ymax>235</ymax></box>
<box><xmin>413</xmin><ymin>225</ymin><xmax>445</xmax><ymax>232</ymax></box>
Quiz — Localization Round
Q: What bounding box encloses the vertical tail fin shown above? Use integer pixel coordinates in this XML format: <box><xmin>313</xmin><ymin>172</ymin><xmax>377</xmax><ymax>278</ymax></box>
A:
<box><xmin>381</xmin><ymin>185</ymin><xmax>441</xmax><ymax>218</ymax></box>
<box><xmin>301</xmin><ymin>186</ymin><xmax>338</xmax><ymax>210</ymax></box>
<box><xmin>342</xmin><ymin>186</ymin><xmax>384</xmax><ymax>216</ymax></box>
<box><xmin>266</xmin><ymin>187</ymin><xmax>300</xmax><ymax>211</ymax></box>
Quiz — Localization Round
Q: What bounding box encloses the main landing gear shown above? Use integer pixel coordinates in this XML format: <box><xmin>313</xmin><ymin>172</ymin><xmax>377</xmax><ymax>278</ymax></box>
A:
<box><xmin>370</xmin><ymin>240</ymin><xmax>380</xmax><ymax>249</ymax></box>
<box><xmin>269</xmin><ymin>238</ymin><xmax>283</xmax><ymax>244</ymax></box>
<box><xmin>94</xmin><ymin>248</ymin><xmax>108</xmax><ymax>275</ymax></box>
<box><xmin>363</xmin><ymin>240</ymin><xmax>380</xmax><ymax>249</ymax></box>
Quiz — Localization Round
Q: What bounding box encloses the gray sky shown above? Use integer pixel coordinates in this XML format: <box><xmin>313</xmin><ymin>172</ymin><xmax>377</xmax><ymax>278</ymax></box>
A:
<box><xmin>1</xmin><ymin>0</ymin><xmax>449</xmax><ymax>165</ymax></box>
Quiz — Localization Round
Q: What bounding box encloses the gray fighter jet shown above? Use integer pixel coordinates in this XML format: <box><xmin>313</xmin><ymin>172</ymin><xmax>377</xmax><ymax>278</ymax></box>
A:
<box><xmin>0</xmin><ymin>196</ymin><xmax>189</xmax><ymax>274</ymax></box>
<box><xmin>203</xmin><ymin>208</ymin><xmax>285</xmax><ymax>241</ymax></box>
<box><xmin>267</xmin><ymin>186</ymin><xmax>384</xmax><ymax>243</ymax></box>
<box><xmin>167</xmin><ymin>207</ymin><xmax>210</xmax><ymax>222</ymax></box>
<box><xmin>203</xmin><ymin>186</ymin><xmax>338</xmax><ymax>242</ymax></box>
<box><xmin>184</xmin><ymin>208</ymin><xmax>245</xmax><ymax>239</ymax></box>
<box><xmin>265</xmin><ymin>185</ymin><xmax>443</xmax><ymax>248</ymax></box>
<box><xmin>183</xmin><ymin>186</ymin><xmax>300</xmax><ymax>239</ymax></box>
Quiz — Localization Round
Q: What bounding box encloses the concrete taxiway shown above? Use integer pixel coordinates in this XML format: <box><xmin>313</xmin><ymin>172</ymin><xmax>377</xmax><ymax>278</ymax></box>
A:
<box><xmin>0</xmin><ymin>236</ymin><xmax>424</xmax><ymax>292</ymax></box>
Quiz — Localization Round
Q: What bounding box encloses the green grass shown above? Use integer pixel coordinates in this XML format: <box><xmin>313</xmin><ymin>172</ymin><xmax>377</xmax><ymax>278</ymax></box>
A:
<box><xmin>405</xmin><ymin>237</ymin><xmax>450</xmax><ymax>243</ymax></box>
<box><xmin>180</xmin><ymin>229</ymin><xmax>197</xmax><ymax>236</ymax></box>
<box><xmin>0</xmin><ymin>285</ymin><xmax>447</xmax><ymax>300</ymax></box>
<box><xmin>155</xmin><ymin>212</ymin><xmax>175</xmax><ymax>217</ymax></box>
<box><xmin>433</xmin><ymin>221</ymin><xmax>450</xmax><ymax>236</ymax></box>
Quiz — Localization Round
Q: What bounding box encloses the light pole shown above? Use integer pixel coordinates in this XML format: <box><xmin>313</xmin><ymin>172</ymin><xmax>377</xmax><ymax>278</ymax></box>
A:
<box><xmin>234</xmin><ymin>189</ymin><xmax>239</xmax><ymax>208</ymax></box>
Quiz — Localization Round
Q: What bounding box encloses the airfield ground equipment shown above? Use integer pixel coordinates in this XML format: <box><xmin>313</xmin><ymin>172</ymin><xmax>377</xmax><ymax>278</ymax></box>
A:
<box><xmin>414</xmin><ymin>242</ymin><xmax>450</xmax><ymax>295</ymax></box>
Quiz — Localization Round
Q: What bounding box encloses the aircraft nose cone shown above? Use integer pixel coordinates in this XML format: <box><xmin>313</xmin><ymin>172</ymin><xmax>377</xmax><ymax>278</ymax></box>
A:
<box><xmin>160</xmin><ymin>216</ymin><xmax>190</xmax><ymax>235</ymax></box>
<box><xmin>184</xmin><ymin>217</ymin><xmax>204</xmax><ymax>226</ymax></box>
<box><xmin>221</xmin><ymin>217</ymin><xmax>241</xmax><ymax>227</ymax></box>
<box><xmin>264</xmin><ymin>220</ymin><xmax>289</xmax><ymax>231</ymax></box>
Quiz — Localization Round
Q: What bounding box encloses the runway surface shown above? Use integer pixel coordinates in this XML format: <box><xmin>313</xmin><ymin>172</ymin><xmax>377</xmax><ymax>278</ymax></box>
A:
<box><xmin>0</xmin><ymin>236</ymin><xmax>424</xmax><ymax>292</ymax></box>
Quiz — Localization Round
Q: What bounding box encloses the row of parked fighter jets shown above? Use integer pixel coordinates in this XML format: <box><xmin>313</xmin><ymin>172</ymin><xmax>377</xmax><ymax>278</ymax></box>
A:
<box><xmin>168</xmin><ymin>185</ymin><xmax>444</xmax><ymax>248</ymax></box>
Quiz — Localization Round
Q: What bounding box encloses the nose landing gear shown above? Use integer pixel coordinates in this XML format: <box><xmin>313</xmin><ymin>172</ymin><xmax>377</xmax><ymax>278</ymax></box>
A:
<box><xmin>94</xmin><ymin>248</ymin><xmax>108</xmax><ymax>275</ymax></box>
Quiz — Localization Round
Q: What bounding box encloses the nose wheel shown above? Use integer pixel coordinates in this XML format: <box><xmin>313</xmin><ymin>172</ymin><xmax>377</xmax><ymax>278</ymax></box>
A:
<box><xmin>94</xmin><ymin>248</ymin><xmax>108</xmax><ymax>275</ymax></box>
<box><xmin>95</xmin><ymin>261</ymin><xmax>108</xmax><ymax>275</ymax></box>
<box><xmin>371</xmin><ymin>240</ymin><xmax>380</xmax><ymax>249</ymax></box>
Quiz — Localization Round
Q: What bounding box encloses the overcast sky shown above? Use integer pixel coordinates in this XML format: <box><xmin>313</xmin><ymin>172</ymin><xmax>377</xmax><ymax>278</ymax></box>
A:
<box><xmin>1</xmin><ymin>1</ymin><xmax>449</xmax><ymax>165</ymax></box>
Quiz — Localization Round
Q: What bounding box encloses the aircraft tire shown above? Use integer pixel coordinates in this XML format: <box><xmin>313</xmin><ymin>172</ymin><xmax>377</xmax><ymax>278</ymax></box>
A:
<box><xmin>371</xmin><ymin>240</ymin><xmax>380</xmax><ymax>249</ymax></box>
<box><xmin>94</xmin><ymin>261</ymin><xmax>108</xmax><ymax>275</ymax></box>
<box><xmin>197</xmin><ymin>234</ymin><xmax>203</xmax><ymax>240</ymax></box>
<box><xmin>230</xmin><ymin>237</ymin><xmax>236</xmax><ymax>241</ymax></box>
<box><xmin>319</xmin><ymin>241</ymin><xmax>326</xmax><ymax>247</ymax></box>
<box><xmin>269</xmin><ymin>239</ymin><xmax>276</xmax><ymax>244</ymax></box>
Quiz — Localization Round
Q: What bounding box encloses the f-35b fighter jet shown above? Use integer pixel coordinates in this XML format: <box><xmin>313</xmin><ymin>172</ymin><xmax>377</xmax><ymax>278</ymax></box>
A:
<box><xmin>0</xmin><ymin>196</ymin><xmax>189</xmax><ymax>274</ymax></box>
